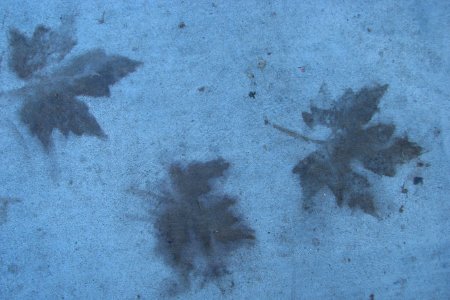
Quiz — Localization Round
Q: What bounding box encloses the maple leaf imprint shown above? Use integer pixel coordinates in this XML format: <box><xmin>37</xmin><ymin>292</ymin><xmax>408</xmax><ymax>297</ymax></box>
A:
<box><xmin>130</xmin><ymin>159</ymin><xmax>255</xmax><ymax>294</ymax></box>
<box><xmin>5</xmin><ymin>19</ymin><xmax>142</xmax><ymax>150</ymax></box>
<box><xmin>268</xmin><ymin>84</ymin><xmax>423</xmax><ymax>215</ymax></box>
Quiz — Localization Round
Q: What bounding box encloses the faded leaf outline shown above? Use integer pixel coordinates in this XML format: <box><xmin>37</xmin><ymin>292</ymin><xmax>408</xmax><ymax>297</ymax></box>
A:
<box><xmin>6</xmin><ymin>20</ymin><xmax>142</xmax><ymax>149</ymax></box>
<box><xmin>0</xmin><ymin>197</ymin><xmax>21</xmax><ymax>225</ymax></box>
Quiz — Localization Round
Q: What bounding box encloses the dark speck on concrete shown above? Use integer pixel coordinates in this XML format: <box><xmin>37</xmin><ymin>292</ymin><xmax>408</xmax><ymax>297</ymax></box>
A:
<box><xmin>413</xmin><ymin>177</ymin><xmax>423</xmax><ymax>185</ymax></box>
<box><xmin>8</xmin><ymin>264</ymin><xmax>19</xmax><ymax>274</ymax></box>
<box><xmin>248</xmin><ymin>91</ymin><xmax>256</xmax><ymax>98</ymax></box>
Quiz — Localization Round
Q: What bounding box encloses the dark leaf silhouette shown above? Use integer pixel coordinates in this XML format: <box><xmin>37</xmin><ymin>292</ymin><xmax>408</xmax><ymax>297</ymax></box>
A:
<box><xmin>270</xmin><ymin>84</ymin><xmax>423</xmax><ymax>215</ymax></box>
<box><xmin>20</xmin><ymin>92</ymin><xmax>105</xmax><ymax>148</ymax></box>
<box><xmin>8</xmin><ymin>22</ymin><xmax>76</xmax><ymax>79</ymax></box>
<box><xmin>152</xmin><ymin>158</ymin><xmax>255</xmax><ymax>293</ymax></box>
<box><xmin>6</xmin><ymin>22</ymin><xmax>142</xmax><ymax>149</ymax></box>
<box><xmin>51</xmin><ymin>49</ymin><xmax>142</xmax><ymax>98</ymax></box>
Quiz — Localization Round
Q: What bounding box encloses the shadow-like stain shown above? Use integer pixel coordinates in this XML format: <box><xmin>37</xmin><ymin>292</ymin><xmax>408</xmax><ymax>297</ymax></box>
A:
<box><xmin>151</xmin><ymin>158</ymin><xmax>255</xmax><ymax>294</ymax></box>
<box><xmin>6</xmin><ymin>19</ymin><xmax>142</xmax><ymax>150</ymax></box>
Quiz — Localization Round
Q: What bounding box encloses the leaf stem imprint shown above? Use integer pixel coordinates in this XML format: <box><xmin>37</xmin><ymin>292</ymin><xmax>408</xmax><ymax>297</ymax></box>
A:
<box><xmin>265</xmin><ymin>118</ymin><xmax>325</xmax><ymax>144</ymax></box>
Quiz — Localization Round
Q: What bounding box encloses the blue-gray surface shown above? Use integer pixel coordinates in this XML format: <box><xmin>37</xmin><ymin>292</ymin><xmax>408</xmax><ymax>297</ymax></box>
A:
<box><xmin>0</xmin><ymin>1</ymin><xmax>449</xmax><ymax>299</ymax></box>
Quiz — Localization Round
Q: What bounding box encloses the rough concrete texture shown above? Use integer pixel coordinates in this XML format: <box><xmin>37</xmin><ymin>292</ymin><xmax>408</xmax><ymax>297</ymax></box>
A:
<box><xmin>0</xmin><ymin>1</ymin><xmax>449</xmax><ymax>299</ymax></box>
